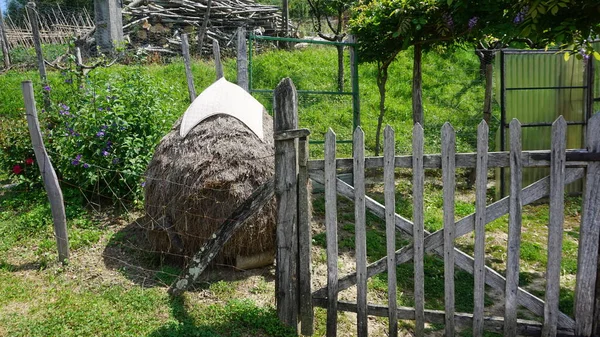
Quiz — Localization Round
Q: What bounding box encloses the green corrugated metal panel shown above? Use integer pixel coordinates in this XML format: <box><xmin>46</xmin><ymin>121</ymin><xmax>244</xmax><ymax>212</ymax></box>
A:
<box><xmin>496</xmin><ymin>50</ymin><xmax>586</xmax><ymax>197</ymax></box>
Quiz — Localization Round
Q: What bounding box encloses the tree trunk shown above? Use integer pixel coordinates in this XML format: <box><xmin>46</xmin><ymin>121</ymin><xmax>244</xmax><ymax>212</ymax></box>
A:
<box><xmin>412</xmin><ymin>44</ymin><xmax>423</xmax><ymax>125</ymax></box>
<box><xmin>483</xmin><ymin>63</ymin><xmax>493</xmax><ymax>123</ymax></box>
<box><xmin>375</xmin><ymin>62</ymin><xmax>389</xmax><ymax>156</ymax></box>
<box><xmin>336</xmin><ymin>44</ymin><xmax>344</xmax><ymax>92</ymax></box>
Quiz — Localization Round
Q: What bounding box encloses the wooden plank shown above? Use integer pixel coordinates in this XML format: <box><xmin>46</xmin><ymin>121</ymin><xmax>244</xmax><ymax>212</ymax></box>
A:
<box><xmin>412</xmin><ymin>123</ymin><xmax>425</xmax><ymax>337</ymax></box>
<box><xmin>22</xmin><ymin>81</ymin><xmax>69</xmax><ymax>263</ymax></box>
<box><xmin>312</xmin><ymin>299</ymin><xmax>576</xmax><ymax>336</ymax></box>
<box><xmin>168</xmin><ymin>179</ymin><xmax>275</xmax><ymax>296</ymax></box>
<box><xmin>309</xmin><ymin>169</ymin><xmax>582</xmax><ymax>330</ymax></box>
<box><xmin>473</xmin><ymin>121</ymin><xmax>489</xmax><ymax>337</ymax></box>
<box><xmin>180</xmin><ymin>33</ymin><xmax>196</xmax><ymax>103</ymax></box>
<box><xmin>442</xmin><ymin>122</ymin><xmax>456</xmax><ymax>337</ymax></box>
<box><xmin>273</xmin><ymin>78</ymin><xmax>299</xmax><ymax>331</ymax></box>
<box><xmin>306</xmin><ymin>149</ymin><xmax>593</xmax><ymax>172</ymax></box>
<box><xmin>383</xmin><ymin>126</ymin><xmax>398</xmax><ymax>337</ymax></box>
<box><xmin>213</xmin><ymin>39</ymin><xmax>223</xmax><ymax>80</ymax></box>
<box><xmin>542</xmin><ymin>117</ymin><xmax>567</xmax><ymax>337</ymax></box>
<box><xmin>298</xmin><ymin>135</ymin><xmax>313</xmax><ymax>336</ymax></box>
<box><xmin>354</xmin><ymin>127</ymin><xmax>368</xmax><ymax>337</ymax></box>
<box><xmin>324</xmin><ymin>129</ymin><xmax>338</xmax><ymax>337</ymax></box>
<box><xmin>579</xmin><ymin>113</ymin><xmax>600</xmax><ymax>336</ymax></box>
<box><xmin>505</xmin><ymin>119</ymin><xmax>523</xmax><ymax>337</ymax></box>
<box><xmin>236</xmin><ymin>27</ymin><xmax>248</xmax><ymax>91</ymax></box>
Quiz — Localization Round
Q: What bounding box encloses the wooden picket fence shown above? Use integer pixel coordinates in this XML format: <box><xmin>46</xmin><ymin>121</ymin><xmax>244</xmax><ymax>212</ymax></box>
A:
<box><xmin>272</xmin><ymin>78</ymin><xmax>600</xmax><ymax>337</ymax></box>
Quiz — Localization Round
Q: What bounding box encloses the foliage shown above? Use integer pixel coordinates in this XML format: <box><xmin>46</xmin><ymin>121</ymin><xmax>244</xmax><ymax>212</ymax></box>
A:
<box><xmin>44</xmin><ymin>67</ymin><xmax>177</xmax><ymax>204</ymax></box>
<box><xmin>515</xmin><ymin>0</ymin><xmax>600</xmax><ymax>57</ymax></box>
<box><xmin>1</xmin><ymin>59</ymin><xmax>179</xmax><ymax>204</ymax></box>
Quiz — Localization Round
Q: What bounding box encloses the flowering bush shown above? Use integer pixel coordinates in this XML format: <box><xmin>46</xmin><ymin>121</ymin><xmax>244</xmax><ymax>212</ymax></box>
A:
<box><xmin>1</xmin><ymin>64</ymin><xmax>178</xmax><ymax>204</ymax></box>
<box><xmin>42</xmin><ymin>67</ymin><xmax>177</xmax><ymax>204</ymax></box>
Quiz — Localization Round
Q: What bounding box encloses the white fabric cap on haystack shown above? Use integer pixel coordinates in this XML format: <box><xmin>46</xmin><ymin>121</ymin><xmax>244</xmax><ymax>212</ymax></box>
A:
<box><xmin>180</xmin><ymin>77</ymin><xmax>265</xmax><ymax>140</ymax></box>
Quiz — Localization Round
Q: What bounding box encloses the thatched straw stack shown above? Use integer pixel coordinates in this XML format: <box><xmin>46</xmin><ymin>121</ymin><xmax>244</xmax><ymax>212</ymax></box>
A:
<box><xmin>144</xmin><ymin>110</ymin><xmax>275</xmax><ymax>266</ymax></box>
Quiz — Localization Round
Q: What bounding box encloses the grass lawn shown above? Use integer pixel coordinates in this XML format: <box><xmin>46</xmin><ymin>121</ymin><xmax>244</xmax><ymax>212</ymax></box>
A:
<box><xmin>0</xmin><ymin>46</ymin><xmax>581</xmax><ymax>336</ymax></box>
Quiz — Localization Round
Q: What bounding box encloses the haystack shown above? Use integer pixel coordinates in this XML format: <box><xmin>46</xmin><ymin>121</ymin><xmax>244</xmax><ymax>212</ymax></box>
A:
<box><xmin>144</xmin><ymin>80</ymin><xmax>275</xmax><ymax>267</ymax></box>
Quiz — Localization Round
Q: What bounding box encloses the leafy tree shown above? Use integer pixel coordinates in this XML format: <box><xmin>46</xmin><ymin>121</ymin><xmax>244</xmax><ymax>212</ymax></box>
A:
<box><xmin>307</xmin><ymin>0</ymin><xmax>353</xmax><ymax>91</ymax></box>
<box><xmin>351</xmin><ymin>0</ymin><xmax>495</xmax><ymax>153</ymax></box>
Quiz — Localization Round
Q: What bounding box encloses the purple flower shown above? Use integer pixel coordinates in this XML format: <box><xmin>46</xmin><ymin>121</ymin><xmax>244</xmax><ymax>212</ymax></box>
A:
<box><xmin>141</xmin><ymin>181</ymin><xmax>146</xmax><ymax>188</ymax></box>
<box><xmin>65</xmin><ymin>79</ymin><xmax>73</xmax><ymax>84</ymax></box>
<box><xmin>98</xmin><ymin>107</ymin><xmax>103</xmax><ymax>111</ymax></box>
<box><xmin>514</xmin><ymin>6</ymin><xmax>528</xmax><ymax>24</ymax></box>
<box><xmin>83</xmin><ymin>163</ymin><xmax>90</xmax><ymax>168</ymax></box>
<box><xmin>43</xmin><ymin>85</ymin><xmax>51</xmax><ymax>92</ymax></box>
<box><xmin>71</xmin><ymin>154</ymin><xmax>82</xmax><ymax>166</ymax></box>
<box><xmin>101</xmin><ymin>150</ymin><xmax>109</xmax><ymax>157</ymax></box>
<box><xmin>96</xmin><ymin>131</ymin><xmax>105</xmax><ymax>137</ymax></box>
<box><xmin>468</xmin><ymin>17</ymin><xmax>479</xmax><ymax>30</ymax></box>
<box><xmin>112</xmin><ymin>158</ymin><xmax>120</xmax><ymax>164</ymax></box>
<box><xmin>59</xmin><ymin>103</ymin><xmax>70</xmax><ymax>116</ymax></box>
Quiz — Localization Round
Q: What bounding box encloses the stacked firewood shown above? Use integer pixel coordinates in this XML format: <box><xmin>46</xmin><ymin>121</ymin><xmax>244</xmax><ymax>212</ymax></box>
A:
<box><xmin>122</xmin><ymin>0</ymin><xmax>293</xmax><ymax>54</ymax></box>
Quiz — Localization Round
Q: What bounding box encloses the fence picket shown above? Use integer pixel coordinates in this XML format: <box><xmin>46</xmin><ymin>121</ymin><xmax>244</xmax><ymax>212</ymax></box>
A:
<box><xmin>576</xmin><ymin>113</ymin><xmax>600</xmax><ymax>336</ymax></box>
<box><xmin>325</xmin><ymin>129</ymin><xmax>338</xmax><ymax>337</ymax></box>
<box><xmin>383</xmin><ymin>126</ymin><xmax>398</xmax><ymax>337</ymax></box>
<box><xmin>442</xmin><ymin>122</ymin><xmax>456</xmax><ymax>337</ymax></box>
<box><xmin>542</xmin><ymin>117</ymin><xmax>567</xmax><ymax>337</ymax></box>
<box><xmin>473</xmin><ymin>121</ymin><xmax>489</xmax><ymax>337</ymax></box>
<box><xmin>354</xmin><ymin>127</ymin><xmax>368</xmax><ymax>337</ymax></box>
<box><xmin>412</xmin><ymin>123</ymin><xmax>425</xmax><ymax>337</ymax></box>
<box><xmin>505</xmin><ymin>119</ymin><xmax>523</xmax><ymax>337</ymax></box>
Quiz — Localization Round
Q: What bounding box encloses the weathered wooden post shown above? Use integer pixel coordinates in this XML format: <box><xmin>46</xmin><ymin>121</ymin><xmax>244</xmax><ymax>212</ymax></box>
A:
<box><xmin>273</xmin><ymin>78</ymin><xmax>299</xmax><ymax>331</ymax></box>
<box><xmin>0</xmin><ymin>9</ymin><xmax>11</xmax><ymax>68</ymax></box>
<box><xmin>26</xmin><ymin>3</ymin><xmax>46</xmax><ymax>83</ymax></box>
<box><xmin>180</xmin><ymin>33</ymin><xmax>196</xmax><ymax>102</ymax></box>
<box><xmin>212</xmin><ymin>39</ymin><xmax>223</xmax><ymax>80</ymax></box>
<box><xmin>22</xmin><ymin>81</ymin><xmax>69</xmax><ymax>264</ymax></box>
<box><xmin>297</xmin><ymin>127</ymin><xmax>313</xmax><ymax>335</ymax></box>
<box><xmin>578</xmin><ymin>113</ymin><xmax>600</xmax><ymax>336</ymax></box>
<box><xmin>236</xmin><ymin>27</ymin><xmax>248</xmax><ymax>92</ymax></box>
<box><xmin>94</xmin><ymin>0</ymin><xmax>123</xmax><ymax>53</ymax></box>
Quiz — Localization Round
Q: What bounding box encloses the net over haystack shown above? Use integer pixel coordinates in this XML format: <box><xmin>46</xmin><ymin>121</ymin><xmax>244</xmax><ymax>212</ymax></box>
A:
<box><xmin>144</xmin><ymin>81</ymin><xmax>275</xmax><ymax>267</ymax></box>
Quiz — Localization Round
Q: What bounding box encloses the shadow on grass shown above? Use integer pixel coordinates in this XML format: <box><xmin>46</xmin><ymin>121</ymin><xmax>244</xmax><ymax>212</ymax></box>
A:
<box><xmin>148</xmin><ymin>295</ymin><xmax>295</xmax><ymax>337</ymax></box>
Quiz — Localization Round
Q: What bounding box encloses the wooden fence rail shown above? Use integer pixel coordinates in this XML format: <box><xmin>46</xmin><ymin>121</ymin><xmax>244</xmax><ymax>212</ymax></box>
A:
<box><xmin>273</xmin><ymin>77</ymin><xmax>600</xmax><ymax>337</ymax></box>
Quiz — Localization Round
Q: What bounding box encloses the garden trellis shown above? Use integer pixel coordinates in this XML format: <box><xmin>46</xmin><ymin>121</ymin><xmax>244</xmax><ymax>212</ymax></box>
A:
<box><xmin>271</xmin><ymin>77</ymin><xmax>600</xmax><ymax>336</ymax></box>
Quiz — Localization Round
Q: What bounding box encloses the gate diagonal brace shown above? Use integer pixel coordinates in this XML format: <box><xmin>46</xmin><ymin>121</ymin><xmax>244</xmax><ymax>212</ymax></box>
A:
<box><xmin>310</xmin><ymin>167</ymin><xmax>584</xmax><ymax>329</ymax></box>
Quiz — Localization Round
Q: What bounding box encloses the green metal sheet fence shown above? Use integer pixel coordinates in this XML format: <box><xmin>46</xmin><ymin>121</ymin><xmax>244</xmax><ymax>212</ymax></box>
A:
<box><xmin>496</xmin><ymin>49</ymin><xmax>593</xmax><ymax>197</ymax></box>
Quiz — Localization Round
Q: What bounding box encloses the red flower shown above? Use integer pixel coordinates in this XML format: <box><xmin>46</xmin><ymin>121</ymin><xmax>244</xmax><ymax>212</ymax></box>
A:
<box><xmin>13</xmin><ymin>165</ymin><xmax>23</xmax><ymax>175</ymax></box>
<box><xmin>25</xmin><ymin>158</ymin><xmax>34</xmax><ymax>165</ymax></box>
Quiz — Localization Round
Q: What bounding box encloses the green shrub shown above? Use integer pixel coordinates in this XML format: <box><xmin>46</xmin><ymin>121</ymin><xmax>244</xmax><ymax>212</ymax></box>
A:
<box><xmin>41</xmin><ymin>67</ymin><xmax>177</xmax><ymax>204</ymax></box>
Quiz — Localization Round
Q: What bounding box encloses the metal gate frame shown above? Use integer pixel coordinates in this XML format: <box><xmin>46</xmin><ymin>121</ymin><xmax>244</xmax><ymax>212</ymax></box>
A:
<box><xmin>247</xmin><ymin>34</ymin><xmax>360</xmax><ymax>144</ymax></box>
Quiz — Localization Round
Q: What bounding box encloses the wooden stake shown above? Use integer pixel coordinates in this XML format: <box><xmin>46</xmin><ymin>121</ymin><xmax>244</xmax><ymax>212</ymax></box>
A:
<box><xmin>0</xmin><ymin>9</ymin><xmax>11</xmax><ymax>68</ymax></box>
<box><xmin>180</xmin><ymin>33</ymin><xmax>196</xmax><ymax>102</ymax></box>
<box><xmin>22</xmin><ymin>81</ymin><xmax>69</xmax><ymax>264</ymax></box>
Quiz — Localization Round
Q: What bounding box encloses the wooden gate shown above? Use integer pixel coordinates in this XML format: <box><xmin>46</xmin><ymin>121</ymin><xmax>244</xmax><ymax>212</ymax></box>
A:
<box><xmin>272</xmin><ymin>78</ymin><xmax>600</xmax><ymax>336</ymax></box>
